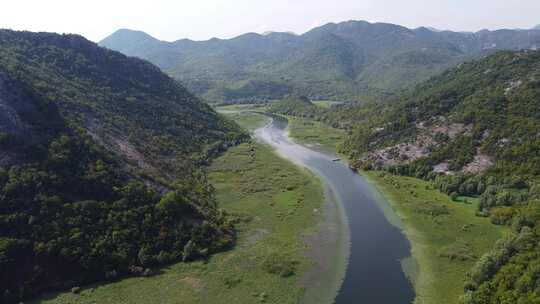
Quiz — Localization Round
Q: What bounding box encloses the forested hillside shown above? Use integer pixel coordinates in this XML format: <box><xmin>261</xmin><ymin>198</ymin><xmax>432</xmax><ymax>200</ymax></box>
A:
<box><xmin>268</xmin><ymin>95</ymin><xmax>321</xmax><ymax>117</ymax></box>
<box><xmin>100</xmin><ymin>21</ymin><xmax>540</xmax><ymax>103</ymax></box>
<box><xmin>334</xmin><ymin>50</ymin><xmax>540</xmax><ymax>303</ymax></box>
<box><xmin>0</xmin><ymin>30</ymin><xmax>245</xmax><ymax>303</ymax></box>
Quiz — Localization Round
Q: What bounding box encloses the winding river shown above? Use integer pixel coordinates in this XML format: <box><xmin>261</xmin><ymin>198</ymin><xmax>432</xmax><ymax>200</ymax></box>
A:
<box><xmin>254</xmin><ymin>115</ymin><xmax>415</xmax><ymax>304</ymax></box>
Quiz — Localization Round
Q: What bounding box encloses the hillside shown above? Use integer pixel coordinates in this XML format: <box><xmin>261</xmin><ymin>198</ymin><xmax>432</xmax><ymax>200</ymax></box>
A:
<box><xmin>0</xmin><ymin>30</ymin><xmax>245</xmax><ymax>177</ymax></box>
<box><xmin>337</xmin><ymin>50</ymin><xmax>540</xmax><ymax>303</ymax></box>
<box><xmin>268</xmin><ymin>95</ymin><xmax>319</xmax><ymax>116</ymax></box>
<box><xmin>343</xmin><ymin>50</ymin><xmax>540</xmax><ymax>176</ymax></box>
<box><xmin>100</xmin><ymin>21</ymin><xmax>540</xmax><ymax>103</ymax></box>
<box><xmin>0</xmin><ymin>30</ymin><xmax>245</xmax><ymax>303</ymax></box>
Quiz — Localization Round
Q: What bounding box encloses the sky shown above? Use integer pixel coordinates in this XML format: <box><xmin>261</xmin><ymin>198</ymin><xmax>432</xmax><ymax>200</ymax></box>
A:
<box><xmin>1</xmin><ymin>0</ymin><xmax>539</xmax><ymax>42</ymax></box>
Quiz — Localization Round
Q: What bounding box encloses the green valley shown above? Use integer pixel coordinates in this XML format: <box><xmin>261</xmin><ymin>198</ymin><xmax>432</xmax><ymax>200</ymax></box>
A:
<box><xmin>3</xmin><ymin>4</ymin><xmax>540</xmax><ymax>304</ymax></box>
<box><xmin>35</xmin><ymin>138</ymin><xmax>329</xmax><ymax>304</ymax></box>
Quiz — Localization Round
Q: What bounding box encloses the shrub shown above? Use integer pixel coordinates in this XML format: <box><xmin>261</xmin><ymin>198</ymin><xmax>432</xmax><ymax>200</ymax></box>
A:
<box><xmin>262</xmin><ymin>252</ymin><xmax>298</xmax><ymax>277</ymax></box>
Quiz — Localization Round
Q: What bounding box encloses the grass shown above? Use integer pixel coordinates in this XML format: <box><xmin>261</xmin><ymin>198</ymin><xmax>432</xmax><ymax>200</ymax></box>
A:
<box><xmin>34</xmin><ymin>142</ymin><xmax>326</xmax><ymax>304</ymax></box>
<box><xmin>364</xmin><ymin>171</ymin><xmax>507</xmax><ymax>304</ymax></box>
<box><xmin>214</xmin><ymin>104</ymin><xmax>270</xmax><ymax>132</ymax></box>
<box><xmin>214</xmin><ymin>104</ymin><xmax>266</xmax><ymax>112</ymax></box>
<box><xmin>222</xmin><ymin>111</ymin><xmax>269</xmax><ymax>131</ymax></box>
<box><xmin>286</xmin><ymin>117</ymin><xmax>346</xmax><ymax>154</ymax></box>
<box><xmin>312</xmin><ymin>101</ymin><xmax>343</xmax><ymax>109</ymax></box>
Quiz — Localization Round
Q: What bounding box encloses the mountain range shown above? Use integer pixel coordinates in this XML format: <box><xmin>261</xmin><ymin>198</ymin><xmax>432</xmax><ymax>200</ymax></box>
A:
<box><xmin>100</xmin><ymin>20</ymin><xmax>540</xmax><ymax>103</ymax></box>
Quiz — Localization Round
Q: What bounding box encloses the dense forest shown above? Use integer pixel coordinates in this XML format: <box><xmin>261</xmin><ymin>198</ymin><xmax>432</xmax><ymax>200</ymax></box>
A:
<box><xmin>0</xmin><ymin>30</ymin><xmax>246</xmax><ymax>302</ymax></box>
<box><xmin>100</xmin><ymin>21</ymin><xmax>540</xmax><ymax>103</ymax></box>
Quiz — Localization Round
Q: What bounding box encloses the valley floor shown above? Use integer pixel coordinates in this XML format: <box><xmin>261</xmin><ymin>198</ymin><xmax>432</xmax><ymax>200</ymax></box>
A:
<box><xmin>285</xmin><ymin>117</ymin><xmax>346</xmax><ymax>154</ymax></box>
<box><xmin>365</xmin><ymin>172</ymin><xmax>506</xmax><ymax>304</ymax></box>
<box><xmin>34</xmin><ymin>126</ymin><xmax>335</xmax><ymax>303</ymax></box>
<box><xmin>230</xmin><ymin>110</ymin><xmax>503</xmax><ymax>303</ymax></box>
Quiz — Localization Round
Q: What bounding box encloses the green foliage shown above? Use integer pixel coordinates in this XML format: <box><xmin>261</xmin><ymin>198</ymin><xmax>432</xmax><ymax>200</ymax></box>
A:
<box><xmin>462</xmin><ymin>226</ymin><xmax>540</xmax><ymax>304</ymax></box>
<box><xmin>0</xmin><ymin>30</ymin><xmax>242</xmax><ymax>303</ymax></box>
<box><xmin>268</xmin><ymin>95</ymin><xmax>323</xmax><ymax>118</ymax></box>
<box><xmin>366</xmin><ymin>172</ymin><xmax>504</xmax><ymax>303</ymax></box>
<box><xmin>439</xmin><ymin>240</ymin><xmax>476</xmax><ymax>261</ymax></box>
<box><xmin>0</xmin><ymin>29</ymin><xmax>247</xmax><ymax>174</ymax></box>
<box><xmin>0</xmin><ymin>129</ymin><xmax>234</xmax><ymax>302</ymax></box>
<box><xmin>34</xmin><ymin>142</ymin><xmax>332</xmax><ymax>304</ymax></box>
<box><xmin>99</xmin><ymin>24</ymin><xmax>540</xmax><ymax>103</ymax></box>
<box><xmin>341</xmin><ymin>50</ymin><xmax>540</xmax><ymax>303</ymax></box>
<box><xmin>262</xmin><ymin>252</ymin><xmax>299</xmax><ymax>278</ymax></box>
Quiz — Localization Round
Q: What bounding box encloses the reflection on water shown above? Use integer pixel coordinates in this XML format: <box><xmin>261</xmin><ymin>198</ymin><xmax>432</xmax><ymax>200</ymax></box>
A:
<box><xmin>255</xmin><ymin>116</ymin><xmax>415</xmax><ymax>304</ymax></box>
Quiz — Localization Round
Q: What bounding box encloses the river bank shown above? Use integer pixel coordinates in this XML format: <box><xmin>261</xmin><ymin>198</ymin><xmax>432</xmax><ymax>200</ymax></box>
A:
<box><xmin>218</xmin><ymin>109</ymin><xmax>349</xmax><ymax>303</ymax></box>
<box><xmin>364</xmin><ymin>171</ymin><xmax>506</xmax><ymax>304</ymax></box>
<box><xmin>34</xmin><ymin>141</ymin><xmax>331</xmax><ymax>304</ymax></box>
<box><xmin>280</xmin><ymin>111</ymin><xmax>506</xmax><ymax>303</ymax></box>
<box><xmin>256</xmin><ymin>116</ymin><xmax>415</xmax><ymax>303</ymax></box>
<box><xmin>284</xmin><ymin>116</ymin><xmax>346</xmax><ymax>154</ymax></box>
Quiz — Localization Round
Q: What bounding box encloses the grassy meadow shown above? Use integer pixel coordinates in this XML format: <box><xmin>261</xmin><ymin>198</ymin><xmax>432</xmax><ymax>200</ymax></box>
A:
<box><xmin>286</xmin><ymin>117</ymin><xmax>346</xmax><ymax>154</ymax></box>
<box><xmin>222</xmin><ymin>111</ymin><xmax>269</xmax><ymax>131</ymax></box>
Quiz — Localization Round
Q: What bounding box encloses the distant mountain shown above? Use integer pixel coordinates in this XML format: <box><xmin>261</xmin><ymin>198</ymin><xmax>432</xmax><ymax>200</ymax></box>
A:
<box><xmin>100</xmin><ymin>21</ymin><xmax>540</xmax><ymax>103</ymax></box>
<box><xmin>533</xmin><ymin>24</ymin><xmax>540</xmax><ymax>30</ymax></box>
<box><xmin>99</xmin><ymin>28</ymin><xmax>163</xmax><ymax>56</ymax></box>
<box><xmin>0</xmin><ymin>30</ymin><xmax>244</xmax><ymax>302</ymax></box>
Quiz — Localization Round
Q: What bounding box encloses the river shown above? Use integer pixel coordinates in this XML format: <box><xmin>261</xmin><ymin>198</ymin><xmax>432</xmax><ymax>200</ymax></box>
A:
<box><xmin>254</xmin><ymin>115</ymin><xmax>415</xmax><ymax>304</ymax></box>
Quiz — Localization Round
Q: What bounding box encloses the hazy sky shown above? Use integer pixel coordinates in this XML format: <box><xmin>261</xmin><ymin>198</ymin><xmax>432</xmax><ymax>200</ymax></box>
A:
<box><xmin>1</xmin><ymin>0</ymin><xmax>539</xmax><ymax>42</ymax></box>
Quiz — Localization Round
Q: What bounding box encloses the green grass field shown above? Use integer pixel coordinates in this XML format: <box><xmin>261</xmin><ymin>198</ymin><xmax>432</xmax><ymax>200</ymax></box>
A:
<box><xmin>214</xmin><ymin>104</ymin><xmax>266</xmax><ymax>112</ymax></box>
<box><xmin>365</xmin><ymin>172</ymin><xmax>507</xmax><ymax>304</ymax></box>
<box><xmin>286</xmin><ymin>117</ymin><xmax>346</xmax><ymax>154</ymax></box>
<box><xmin>223</xmin><ymin>111</ymin><xmax>269</xmax><ymax>131</ymax></box>
<box><xmin>34</xmin><ymin>142</ymin><xmax>327</xmax><ymax>304</ymax></box>
<box><xmin>312</xmin><ymin>101</ymin><xmax>343</xmax><ymax>109</ymax></box>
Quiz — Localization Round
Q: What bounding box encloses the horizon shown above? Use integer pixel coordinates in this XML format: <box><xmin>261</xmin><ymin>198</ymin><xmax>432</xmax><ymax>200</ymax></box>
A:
<box><xmin>106</xmin><ymin>19</ymin><xmax>540</xmax><ymax>43</ymax></box>
<box><xmin>1</xmin><ymin>0</ymin><xmax>539</xmax><ymax>42</ymax></box>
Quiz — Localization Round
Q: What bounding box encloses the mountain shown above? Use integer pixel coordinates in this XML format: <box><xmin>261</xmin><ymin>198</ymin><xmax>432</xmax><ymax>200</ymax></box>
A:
<box><xmin>0</xmin><ymin>30</ymin><xmax>244</xmax><ymax>302</ymax></box>
<box><xmin>534</xmin><ymin>24</ymin><xmax>540</xmax><ymax>30</ymax></box>
<box><xmin>1</xmin><ymin>30</ymin><xmax>245</xmax><ymax>175</ymax></box>
<box><xmin>100</xmin><ymin>21</ymin><xmax>540</xmax><ymax>103</ymax></box>
<box><xmin>98</xmin><ymin>29</ymin><xmax>163</xmax><ymax>56</ymax></box>
<box><xmin>343</xmin><ymin>50</ymin><xmax>540</xmax><ymax>177</ymax></box>
<box><xmin>330</xmin><ymin>50</ymin><xmax>540</xmax><ymax>303</ymax></box>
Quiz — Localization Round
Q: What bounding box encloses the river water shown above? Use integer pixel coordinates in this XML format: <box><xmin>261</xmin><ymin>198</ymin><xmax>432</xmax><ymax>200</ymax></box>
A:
<box><xmin>254</xmin><ymin>116</ymin><xmax>415</xmax><ymax>304</ymax></box>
